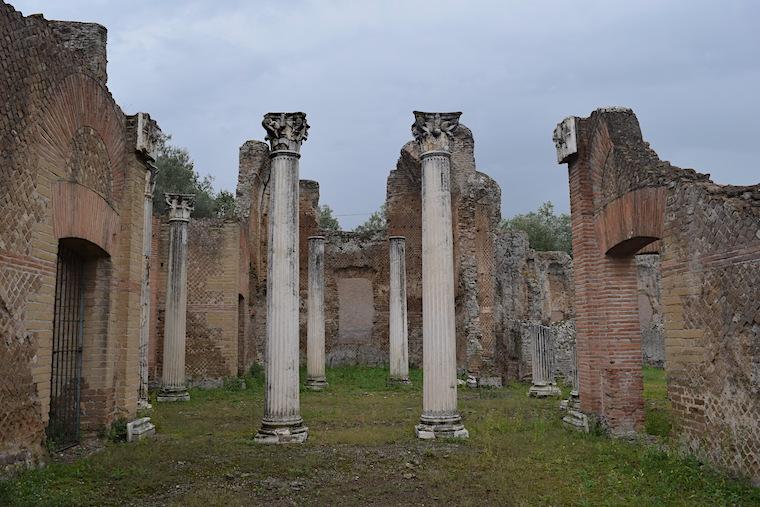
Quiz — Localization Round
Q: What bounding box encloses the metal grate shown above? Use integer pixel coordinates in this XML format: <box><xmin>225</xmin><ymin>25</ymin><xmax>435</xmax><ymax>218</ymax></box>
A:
<box><xmin>47</xmin><ymin>244</ymin><xmax>85</xmax><ymax>451</ymax></box>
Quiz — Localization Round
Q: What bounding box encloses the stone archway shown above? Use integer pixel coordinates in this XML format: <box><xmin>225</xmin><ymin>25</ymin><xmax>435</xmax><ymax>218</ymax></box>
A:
<box><xmin>553</xmin><ymin>109</ymin><xmax>666</xmax><ymax>435</ymax></box>
<box><xmin>554</xmin><ymin>107</ymin><xmax>760</xmax><ymax>484</ymax></box>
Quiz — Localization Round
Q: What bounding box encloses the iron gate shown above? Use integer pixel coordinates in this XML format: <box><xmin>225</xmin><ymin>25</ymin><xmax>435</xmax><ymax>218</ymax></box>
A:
<box><xmin>47</xmin><ymin>244</ymin><xmax>85</xmax><ymax>451</ymax></box>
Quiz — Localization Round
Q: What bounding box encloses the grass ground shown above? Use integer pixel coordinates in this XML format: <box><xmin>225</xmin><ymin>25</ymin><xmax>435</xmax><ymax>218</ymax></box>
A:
<box><xmin>1</xmin><ymin>366</ymin><xmax>758</xmax><ymax>506</ymax></box>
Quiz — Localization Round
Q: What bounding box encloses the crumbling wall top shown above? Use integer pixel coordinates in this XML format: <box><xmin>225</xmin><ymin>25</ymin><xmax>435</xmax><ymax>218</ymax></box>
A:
<box><xmin>49</xmin><ymin>20</ymin><xmax>108</xmax><ymax>84</ymax></box>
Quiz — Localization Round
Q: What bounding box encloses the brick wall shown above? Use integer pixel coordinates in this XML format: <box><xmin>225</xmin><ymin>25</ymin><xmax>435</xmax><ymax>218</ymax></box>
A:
<box><xmin>386</xmin><ymin>125</ymin><xmax>501</xmax><ymax>381</ymax></box>
<box><xmin>0</xmin><ymin>2</ymin><xmax>150</xmax><ymax>472</ymax></box>
<box><xmin>323</xmin><ymin>232</ymin><xmax>389</xmax><ymax>366</ymax></box>
<box><xmin>151</xmin><ymin>219</ymin><xmax>243</xmax><ymax>386</ymax></box>
<box><xmin>562</xmin><ymin>107</ymin><xmax>759</xmax><ymax>483</ymax></box>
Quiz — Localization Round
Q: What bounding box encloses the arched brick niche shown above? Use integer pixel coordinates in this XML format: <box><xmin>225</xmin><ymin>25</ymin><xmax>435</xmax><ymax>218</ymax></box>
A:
<box><xmin>35</xmin><ymin>72</ymin><xmax>126</xmax><ymax>206</ymax></box>
<box><xmin>52</xmin><ymin>181</ymin><xmax>119</xmax><ymax>256</ymax></box>
<box><xmin>595</xmin><ymin>187</ymin><xmax>666</xmax><ymax>257</ymax></box>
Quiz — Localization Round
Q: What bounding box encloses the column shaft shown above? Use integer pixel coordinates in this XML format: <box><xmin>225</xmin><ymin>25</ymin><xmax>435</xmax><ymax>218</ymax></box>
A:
<box><xmin>158</xmin><ymin>193</ymin><xmax>193</xmax><ymax>402</ymax></box>
<box><xmin>529</xmin><ymin>325</ymin><xmax>560</xmax><ymax>397</ymax></box>
<box><xmin>306</xmin><ymin>236</ymin><xmax>327</xmax><ymax>390</ymax></box>
<box><xmin>416</xmin><ymin>152</ymin><xmax>467</xmax><ymax>439</ymax></box>
<box><xmin>138</xmin><ymin>187</ymin><xmax>153</xmax><ymax>407</ymax></box>
<box><xmin>255</xmin><ymin>111</ymin><xmax>309</xmax><ymax>444</ymax></box>
<box><xmin>389</xmin><ymin>237</ymin><xmax>409</xmax><ymax>383</ymax></box>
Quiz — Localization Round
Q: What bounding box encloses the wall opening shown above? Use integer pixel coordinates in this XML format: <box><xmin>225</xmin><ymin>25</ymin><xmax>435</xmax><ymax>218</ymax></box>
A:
<box><xmin>47</xmin><ymin>238</ymin><xmax>112</xmax><ymax>449</ymax></box>
<box><xmin>47</xmin><ymin>243</ymin><xmax>86</xmax><ymax>451</ymax></box>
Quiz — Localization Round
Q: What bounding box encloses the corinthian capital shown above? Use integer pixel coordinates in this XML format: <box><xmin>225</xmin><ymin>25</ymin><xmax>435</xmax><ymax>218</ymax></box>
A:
<box><xmin>262</xmin><ymin>112</ymin><xmax>309</xmax><ymax>153</ymax></box>
<box><xmin>411</xmin><ymin>111</ymin><xmax>462</xmax><ymax>153</ymax></box>
<box><xmin>165</xmin><ymin>193</ymin><xmax>195</xmax><ymax>222</ymax></box>
<box><xmin>552</xmin><ymin>116</ymin><xmax>578</xmax><ymax>164</ymax></box>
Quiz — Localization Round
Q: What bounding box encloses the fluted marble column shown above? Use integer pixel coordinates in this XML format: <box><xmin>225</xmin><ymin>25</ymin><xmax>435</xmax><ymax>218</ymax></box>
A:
<box><xmin>528</xmin><ymin>324</ymin><xmax>561</xmax><ymax>398</ymax></box>
<box><xmin>388</xmin><ymin>236</ymin><xmax>410</xmax><ymax>384</ymax></box>
<box><xmin>157</xmin><ymin>193</ymin><xmax>194</xmax><ymax>402</ymax></box>
<box><xmin>255</xmin><ymin>112</ymin><xmax>309</xmax><ymax>444</ymax></box>
<box><xmin>138</xmin><ymin>161</ymin><xmax>157</xmax><ymax>409</ymax></box>
<box><xmin>305</xmin><ymin>236</ymin><xmax>327</xmax><ymax>391</ymax></box>
<box><xmin>413</xmin><ymin>111</ymin><xmax>468</xmax><ymax>439</ymax></box>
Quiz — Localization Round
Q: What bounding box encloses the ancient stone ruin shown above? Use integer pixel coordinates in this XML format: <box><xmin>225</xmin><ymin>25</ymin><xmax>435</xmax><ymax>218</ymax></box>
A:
<box><xmin>554</xmin><ymin>107</ymin><xmax>759</xmax><ymax>482</ymax></box>
<box><xmin>0</xmin><ymin>1</ymin><xmax>757</xmax><ymax>488</ymax></box>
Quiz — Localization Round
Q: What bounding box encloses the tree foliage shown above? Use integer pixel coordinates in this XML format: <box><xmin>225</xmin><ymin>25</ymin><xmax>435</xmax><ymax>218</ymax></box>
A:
<box><xmin>318</xmin><ymin>205</ymin><xmax>341</xmax><ymax>231</ymax></box>
<box><xmin>354</xmin><ymin>204</ymin><xmax>387</xmax><ymax>235</ymax></box>
<box><xmin>153</xmin><ymin>138</ymin><xmax>236</xmax><ymax>219</ymax></box>
<box><xmin>214</xmin><ymin>190</ymin><xmax>237</xmax><ymax>219</ymax></box>
<box><xmin>501</xmin><ymin>201</ymin><xmax>572</xmax><ymax>255</ymax></box>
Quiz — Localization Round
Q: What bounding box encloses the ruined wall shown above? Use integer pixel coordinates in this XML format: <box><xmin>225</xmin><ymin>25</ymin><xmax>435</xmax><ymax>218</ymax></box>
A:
<box><xmin>152</xmin><ymin>219</ymin><xmax>242</xmax><ymax>387</ymax></box>
<box><xmin>323</xmin><ymin>232</ymin><xmax>389</xmax><ymax>366</ymax></box>
<box><xmin>493</xmin><ymin>230</ymin><xmax>576</xmax><ymax>381</ymax></box>
<box><xmin>662</xmin><ymin>176</ymin><xmax>760</xmax><ymax>485</ymax></box>
<box><xmin>0</xmin><ymin>2</ymin><xmax>149</xmax><ymax>472</ymax></box>
<box><xmin>636</xmin><ymin>254</ymin><xmax>664</xmax><ymax>367</ymax></box>
<box><xmin>386</xmin><ymin>125</ymin><xmax>501</xmax><ymax>382</ymax></box>
<box><xmin>562</xmin><ymin>107</ymin><xmax>759</xmax><ymax>484</ymax></box>
<box><xmin>237</xmin><ymin>140</ymin><xmax>270</xmax><ymax>366</ymax></box>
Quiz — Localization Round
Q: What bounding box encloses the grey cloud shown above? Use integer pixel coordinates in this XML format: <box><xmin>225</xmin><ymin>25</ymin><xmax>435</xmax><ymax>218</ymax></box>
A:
<box><xmin>13</xmin><ymin>0</ymin><xmax>759</xmax><ymax>228</ymax></box>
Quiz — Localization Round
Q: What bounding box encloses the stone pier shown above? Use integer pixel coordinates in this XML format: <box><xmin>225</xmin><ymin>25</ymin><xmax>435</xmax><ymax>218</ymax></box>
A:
<box><xmin>412</xmin><ymin>111</ymin><xmax>468</xmax><ymax>440</ymax></box>
<box><xmin>157</xmin><ymin>193</ymin><xmax>195</xmax><ymax>402</ymax></box>
<box><xmin>388</xmin><ymin>236</ymin><xmax>410</xmax><ymax>384</ymax></box>
<box><xmin>528</xmin><ymin>324</ymin><xmax>561</xmax><ymax>397</ymax></box>
<box><xmin>255</xmin><ymin>112</ymin><xmax>309</xmax><ymax>444</ymax></box>
<box><xmin>136</xmin><ymin>113</ymin><xmax>159</xmax><ymax>409</ymax></box>
<box><xmin>305</xmin><ymin>236</ymin><xmax>328</xmax><ymax>391</ymax></box>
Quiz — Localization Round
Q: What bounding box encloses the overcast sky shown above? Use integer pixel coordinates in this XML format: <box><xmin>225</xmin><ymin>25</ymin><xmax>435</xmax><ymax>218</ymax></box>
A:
<box><xmin>14</xmin><ymin>0</ymin><xmax>760</xmax><ymax>228</ymax></box>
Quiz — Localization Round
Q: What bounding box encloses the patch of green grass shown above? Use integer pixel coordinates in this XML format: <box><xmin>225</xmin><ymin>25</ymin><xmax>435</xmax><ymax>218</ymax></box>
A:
<box><xmin>1</xmin><ymin>366</ymin><xmax>757</xmax><ymax>506</ymax></box>
<box><xmin>643</xmin><ymin>366</ymin><xmax>673</xmax><ymax>438</ymax></box>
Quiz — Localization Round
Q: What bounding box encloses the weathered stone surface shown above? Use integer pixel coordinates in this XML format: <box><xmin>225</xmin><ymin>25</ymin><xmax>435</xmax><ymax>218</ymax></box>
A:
<box><xmin>413</xmin><ymin>111</ymin><xmax>467</xmax><ymax>440</ymax></box>
<box><xmin>255</xmin><ymin>113</ymin><xmax>309</xmax><ymax>444</ymax></box>
<box><xmin>527</xmin><ymin>324</ymin><xmax>562</xmax><ymax>398</ymax></box>
<box><xmin>151</xmin><ymin>218</ymin><xmax>246</xmax><ymax>387</ymax></box>
<box><xmin>126</xmin><ymin>417</ymin><xmax>155</xmax><ymax>442</ymax></box>
<box><xmin>560</xmin><ymin>106</ymin><xmax>760</xmax><ymax>483</ymax></box>
<box><xmin>387</xmin><ymin>121</ymin><xmax>501</xmax><ymax>384</ymax></box>
<box><xmin>493</xmin><ymin>230</ymin><xmax>576</xmax><ymax>381</ymax></box>
<box><xmin>305</xmin><ymin>236</ymin><xmax>327</xmax><ymax>390</ymax></box>
<box><xmin>48</xmin><ymin>20</ymin><xmax>107</xmax><ymax>84</ymax></box>
<box><xmin>552</xmin><ymin>116</ymin><xmax>578</xmax><ymax>164</ymax></box>
<box><xmin>636</xmin><ymin>254</ymin><xmax>664</xmax><ymax>367</ymax></box>
<box><xmin>0</xmin><ymin>4</ymin><xmax>156</xmax><ymax>471</ymax></box>
<box><xmin>388</xmin><ymin>237</ymin><xmax>410</xmax><ymax>383</ymax></box>
<box><xmin>158</xmin><ymin>194</ymin><xmax>194</xmax><ymax>403</ymax></box>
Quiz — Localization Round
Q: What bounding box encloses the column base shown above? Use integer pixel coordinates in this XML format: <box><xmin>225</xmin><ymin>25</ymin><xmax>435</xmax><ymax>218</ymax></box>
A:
<box><xmin>304</xmin><ymin>377</ymin><xmax>328</xmax><ymax>391</ymax></box>
<box><xmin>137</xmin><ymin>399</ymin><xmax>153</xmax><ymax>410</ymax></box>
<box><xmin>254</xmin><ymin>418</ymin><xmax>309</xmax><ymax>444</ymax></box>
<box><xmin>126</xmin><ymin>417</ymin><xmax>156</xmax><ymax>442</ymax></box>
<box><xmin>560</xmin><ymin>392</ymin><xmax>580</xmax><ymax>412</ymax></box>
<box><xmin>562</xmin><ymin>409</ymin><xmax>590</xmax><ymax>433</ymax></box>
<box><xmin>529</xmin><ymin>384</ymin><xmax>561</xmax><ymax>398</ymax></box>
<box><xmin>387</xmin><ymin>376</ymin><xmax>411</xmax><ymax>386</ymax></box>
<box><xmin>416</xmin><ymin>413</ymin><xmax>468</xmax><ymax>440</ymax></box>
<box><xmin>156</xmin><ymin>387</ymin><xmax>189</xmax><ymax>402</ymax></box>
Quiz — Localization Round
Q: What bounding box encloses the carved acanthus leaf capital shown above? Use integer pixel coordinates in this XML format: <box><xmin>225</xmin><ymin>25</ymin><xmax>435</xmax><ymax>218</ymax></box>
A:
<box><xmin>411</xmin><ymin>111</ymin><xmax>462</xmax><ymax>153</ymax></box>
<box><xmin>262</xmin><ymin>112</ymin><xmax>309</xmax><ymax>153</ymax></box>
<box><xmin>553</xmin><ymin>116</ymin><xmax>578</xmax><ymax>164</ymax></box>
<box><xmin>165</xmin><ymin>193</ymin><xmax>195</xmax><ymax>222</ymax></box>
